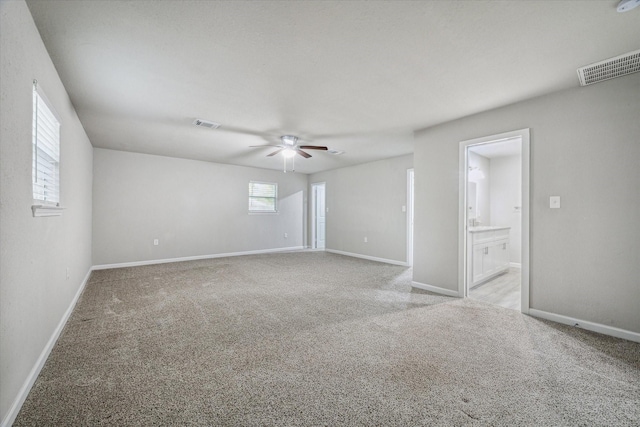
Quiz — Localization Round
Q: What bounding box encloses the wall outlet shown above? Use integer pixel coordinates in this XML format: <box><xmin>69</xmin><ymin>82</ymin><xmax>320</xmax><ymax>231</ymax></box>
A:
<box><xmin>284</xmin><ymin>233</ymin><xmax>288</xmax><ymax>238</ymax></box>
<box><xmin>402</xmin><ymin>205</ymin><xmax>406</xmax><ymax>212</ymax></box>
<box><xmin>364</xmin><ymin>237</ymin><xmax>368</xmax><ymax>243</ymax></box>
<box><xmin>550</xmin><ymin>196</ymin><xmax>561</xmax><ymax>209</ymax></box>
<box><xmin>153</xmin><ymin>239</ymin><xmax>159</xmax><ymax>246</ymax></box>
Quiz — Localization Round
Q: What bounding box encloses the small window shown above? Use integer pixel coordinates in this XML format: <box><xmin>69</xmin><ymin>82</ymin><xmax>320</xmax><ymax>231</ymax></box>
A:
<box><xmin>32</xmin><ymin>83</ymin><xmax>60</xmax><ymax>204</ymax></box>
<box><xmin>248</xmin><ymin>181</ymin><xmax>277</xmax><ymax>213</ymax></box>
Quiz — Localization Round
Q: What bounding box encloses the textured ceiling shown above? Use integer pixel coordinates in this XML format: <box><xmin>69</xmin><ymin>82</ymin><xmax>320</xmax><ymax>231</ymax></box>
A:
<box><xmin>26</xmin><ymin>0</ymin><xmax>640</xmax><ymax>174</ymax></box>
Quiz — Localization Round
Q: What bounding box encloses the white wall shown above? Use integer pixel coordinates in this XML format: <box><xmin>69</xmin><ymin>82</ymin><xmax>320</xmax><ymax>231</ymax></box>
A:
<box><xmin>0</xmin><ymin>1</ymin><xmax>94</xmax><ymax>423</ymax></box>
<box><xmin>414</xmin><ymin>73</ymin><xmax>640</xmax><ymax>333</ymax></box>
<box><xmin>468</xmin><ymin>151</ymin><xmax>490</xmax><ymax>225</ymax></box>
<box><xmin>490</xmin><ymin>155</ymin><xmax>521</xmax><ymax>264</ymax></box>
<box><xmin>92</xmin><ymin>149</ymin><xmax>307</xmax><ymax>265</ymax></box>
<box><xmin>309</xmin><ymin>155</ymin><xmax>413</xmax><ymax>265</ymax></box>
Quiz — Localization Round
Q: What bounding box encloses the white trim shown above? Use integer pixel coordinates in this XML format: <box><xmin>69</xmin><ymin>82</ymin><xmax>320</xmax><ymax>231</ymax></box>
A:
<box><xmin>325</xmin><ymin>249</ymin><xmax>408</xmax><ymax>267</ymax></box>
<box><xmin>92</xmin><ymin>246</ymin><xmax>305</xmax><ymax>270</ymax></box>
<box><xmin>411</xmin><ymin>281</ymin><xmax>460</xmax><ymax>297</ymax></box>
<box><xmin>1</xmin><ymin>268</ymin><xmax>92</xmax><ymax>427</ymax></box>
<box><xmin>528</xmin><ymin>309</ymin><xmax>640</xmax><ymax>343</ymax></box>
<box><xmin>509</xmin><ymin>262</ymin><xmax>522</xmax><ymax>269</ymax></box>
<box><xmin>458</xmin><ymin>128</ymin><xmax>530</xmax><ymax>314</ymax></box>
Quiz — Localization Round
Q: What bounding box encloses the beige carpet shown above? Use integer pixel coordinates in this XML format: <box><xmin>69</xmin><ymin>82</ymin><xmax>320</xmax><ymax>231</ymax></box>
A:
<box><xmin>15</xmin><ymin>251</ymin><xmax>640</xmax><ymax>425</ymax></box>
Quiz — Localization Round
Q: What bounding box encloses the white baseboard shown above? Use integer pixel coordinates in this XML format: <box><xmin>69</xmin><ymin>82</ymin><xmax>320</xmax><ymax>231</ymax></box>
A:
<box><xmin>325</xmin><ymin>249</ymin><xmax>408</xmax><ymax>267</ymax></box>
<box><xmin>411</xmin><ymin>281</ymin><xmax>460</xmax><ymax>297</ymax></box>
<box><xmin>528</xmin><ymin>309</ymin><xmax>640</xmax><ymax>343</ymax></box>
<box><xmin>92</xmin><ymin>246</ymin><xmax>306</xmax><ymax>270</ymax></box>
<box><xmin>510</xmin><ymin>262</ymin><xmax>522</xmax><ymax>269</ymax></box>
<box><xmin>1</xmin><ymin>268</ymin><xmax>93</xmax><ymax>427</ymax></box>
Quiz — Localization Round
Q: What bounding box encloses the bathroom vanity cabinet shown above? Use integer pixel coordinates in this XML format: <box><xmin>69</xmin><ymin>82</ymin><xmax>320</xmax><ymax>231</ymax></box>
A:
<box><xmin>469</xmin><ymin>226</ymin><xmax>510</xmax><ymax>287</ymax></box>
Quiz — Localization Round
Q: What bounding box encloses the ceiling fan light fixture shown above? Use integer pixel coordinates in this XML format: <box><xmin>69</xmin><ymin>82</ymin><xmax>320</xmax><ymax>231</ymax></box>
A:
<box><xmin>281</xmin><ymin>135</ymin><xmax>298</xmax><ymax>146</ymax></box>
<box><xmin>282</xmin><ymin>148</ymin><xmax>296</xmax><ymax>158</ymax></box>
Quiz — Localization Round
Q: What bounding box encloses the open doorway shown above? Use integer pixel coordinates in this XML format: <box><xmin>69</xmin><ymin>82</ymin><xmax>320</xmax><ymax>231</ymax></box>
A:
<box><xmin>458</xmin><ymin>129</ymin><xmax>530</xmax><ymax>313</ymax></box>
<box><xmin>311</xmin><ymin>182</ymin><xmax>326</xmax><ymax>249</ymax></box>
<box><xmin>407</xmin><ymin>169</ymin><xmax>414</xmax><ymax>266</ymax></box>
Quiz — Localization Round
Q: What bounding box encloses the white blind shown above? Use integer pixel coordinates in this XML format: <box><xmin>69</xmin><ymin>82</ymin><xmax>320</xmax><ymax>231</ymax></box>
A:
<box><xmin>33</xmin><ymin>85</ymin><xmax>60</xmax><ymax>204</ymax></box>
<box><xmin>248</xmin><ymin>181</ymin><xmax>277</xmax><ymax>212</ymax></box>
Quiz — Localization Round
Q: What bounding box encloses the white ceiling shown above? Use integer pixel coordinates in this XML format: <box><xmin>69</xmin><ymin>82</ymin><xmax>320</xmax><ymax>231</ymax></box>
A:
<box><xmin>26</xmin><ymin>1</ymin><xmax>640</xmax><ymax>174</ymax></box>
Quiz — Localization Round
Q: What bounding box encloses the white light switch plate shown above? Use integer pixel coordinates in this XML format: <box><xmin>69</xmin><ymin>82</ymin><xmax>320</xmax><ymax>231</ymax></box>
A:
<box><xmin>550</xmin><ymin>196</ymin><xmax>561</xmax><ymax>209</ymax></box>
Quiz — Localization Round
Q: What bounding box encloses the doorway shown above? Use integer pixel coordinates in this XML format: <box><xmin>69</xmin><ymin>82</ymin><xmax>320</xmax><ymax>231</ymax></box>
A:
<box><xmin>407</xmin><ymin>169</ymin><xmax>414</xmax><ymax>266</ymax></box>
<box><xmin>458</xmin><ymin>129</ymin><xmax>530</xmax><ymax>313</ymax></box>
<box><xmin>311</xmin><ymin>182</ymin><xmax>326</xmax><ymax>249</ymax></box>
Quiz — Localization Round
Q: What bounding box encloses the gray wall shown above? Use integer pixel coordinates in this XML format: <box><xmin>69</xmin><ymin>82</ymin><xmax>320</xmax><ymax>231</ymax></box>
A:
<box><xmin>0</xmin><ymin>1</ymin><xmax>94</xmax><ymax>422</ymax></box>
<box><xmin>93</xmin><ymin>148</ymin><xmax>307</xmax><ymax>265</ymax></box>
<box><xmin>414</xmin><ymin>73</ymin><xmax>640</xmax><ymax>333</ymax></box>
<box><xmin>310</xmin><ymin>155</ymin><xmax>413</xmax><ymax>264</ymax></box>
<box><xmin>490</xmin><ymin>155</ymin><xmax>521</xmax><ymax>264</ymax></box>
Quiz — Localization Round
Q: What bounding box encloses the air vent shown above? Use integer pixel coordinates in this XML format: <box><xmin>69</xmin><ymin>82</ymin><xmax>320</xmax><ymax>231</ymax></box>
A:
<box><xmin>328</xmin><ymin>149</ymin><xmax>345</xmax><ymax>155</ymax></box>
<box><xmin>577</xmin><ymin>50</ymin><xmax>640</xmax><ymax>86</ymax></box>
<box><xmin>192</xmin><ymin>119</ymin><xmax>221</xmax><ymax>129</ymax></box>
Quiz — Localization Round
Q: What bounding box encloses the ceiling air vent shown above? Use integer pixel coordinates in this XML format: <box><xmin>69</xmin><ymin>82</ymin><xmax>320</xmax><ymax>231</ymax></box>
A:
<box><xmin>192</xmin><ymin>119</ymin><xmax>221</xmax><ymax>129</ymax></box>
<box><xmin>577</xmin><ymin>50</ymin><xmax>640</xmax><ymax>86</ymax></box>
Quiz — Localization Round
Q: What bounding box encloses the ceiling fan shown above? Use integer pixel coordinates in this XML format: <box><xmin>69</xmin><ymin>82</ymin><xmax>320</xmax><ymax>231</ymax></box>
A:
<box><xmin>250</xmin><ymin>135</ymin><xmax>328</xmax><ymax>159</ymax></box>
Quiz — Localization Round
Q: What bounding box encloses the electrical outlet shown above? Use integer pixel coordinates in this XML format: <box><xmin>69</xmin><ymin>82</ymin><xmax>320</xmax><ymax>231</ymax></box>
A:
<box><xmin>284</xmin><ymin>233</ymin><xmax>288</xmax><ymax>238</ymax></box>
<box><xmin>550</xmin><ymin>196</ymin><xmax>561</xmax><ymax>209</ymax></box>
<box><xmin>364</xmin><ymin>237</ymin><xmax>368</xmax><ymax>243</ymax></box>
<box><xmin>402</xmin><ymin>205</ymin><xmax>406</xmax><ymax>212</ymax></box>
<box><xmin>153</xmin><ymin>239</ymin><xmax>159</xmax><ymax>246</ymax></box>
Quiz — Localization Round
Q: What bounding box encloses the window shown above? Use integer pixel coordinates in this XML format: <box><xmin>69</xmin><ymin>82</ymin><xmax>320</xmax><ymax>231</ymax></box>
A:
<box><xmin>32</xmin><ymin>82</ymin><xmax>60</xmax><ymax>205</ymax></box>
<box><xmin>248</xmin><ymin>181</ymin><xmax>277</xmax><ymax>213</ymax></box>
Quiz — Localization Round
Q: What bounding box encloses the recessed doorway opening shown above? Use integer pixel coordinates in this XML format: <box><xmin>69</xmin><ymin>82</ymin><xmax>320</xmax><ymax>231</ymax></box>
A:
<box><xmin>458</xmin><ymin>129</ymin><xmax>530</xmax><ymax>313</ymax></box>
<box><xmin>311</xmin><ymin>182</ymin><xmax>326</xmax><ymax>249</ymax></box>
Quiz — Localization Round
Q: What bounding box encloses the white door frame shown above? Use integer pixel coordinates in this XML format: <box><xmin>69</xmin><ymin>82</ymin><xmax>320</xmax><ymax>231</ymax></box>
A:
<box><xmin>407</xmin><ymin>169</ymin><xmax>414</xmax><ymax>266</ymax></box>
<box><xmin>458</xmin><ymin>128</ymin><xmax>530</xmax><ymax>313</ymax></box>
<box><xmin>310</xmin><ymin>182</ymin><xmax>326</xmax><ymax>249</ymax></box>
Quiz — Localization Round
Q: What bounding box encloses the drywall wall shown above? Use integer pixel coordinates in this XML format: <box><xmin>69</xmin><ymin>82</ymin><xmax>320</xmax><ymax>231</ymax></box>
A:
<box><xmin>414</xmin><ymin>72</ymin><xmax>640</xmax><ymax>333</ymax></box>
<box><xmin>92</xmin><ymin>149</ymin><xmax>307</xmax><ymax>265</ymax></box>
<box><xmin>0</xmin><ymin>1</ymin><xmax>94</xmax><ymax>424</ymax></box>
<box><xmin>309</xmin><ymin>155</ymin><xmax>413</xmax><ymax>265</ymax></box>
<box><xmin>468</xmin><ymin>151</ymin><xmax>491</xmax><ymax>225</ymax></box>
<box><xmin>490</xmin><ymin>155</ymin><xmax>521</xmax><ymax>264</ymax></box>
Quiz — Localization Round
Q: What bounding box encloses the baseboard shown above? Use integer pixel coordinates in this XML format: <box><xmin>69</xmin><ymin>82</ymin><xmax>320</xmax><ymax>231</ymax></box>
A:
<box><xmin>325</xmin><ymin>249</ymin><xmax>408</xmax><ymax>267</ymax></box>
<box><xmin>1</xmin><ymin>268</ymin><xmax>93</xmax><ymax>427</ymax></box>
<box><xmin>510</xmin><ymin>262</ymin><xmax>522</xmax><ymax>269</ymax></box>
<box><xmin>411</xmin><ymin>281</ymin><xmax>460</xmax><ymax>297</ymax></box>
<box><xmin>528</xmin><ymin>309</ymin><xmax>640</xmax><ymax>343</ymax></box>
<box><xmin>92</xmin><ymin>246</ymin><xmax>306</xmax><ymax>270</ymax></box>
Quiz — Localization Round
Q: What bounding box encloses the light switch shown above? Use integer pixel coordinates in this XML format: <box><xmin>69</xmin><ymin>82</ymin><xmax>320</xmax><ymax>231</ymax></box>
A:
<box><xmin>402</xmin><ymin>205</ymin><xmax>406</xmax><ymax>212</ymax></box>
<box><xmin>550</xmin><ymin>196</ymin><xmax>561</xmax><ymax>209</ymax></box>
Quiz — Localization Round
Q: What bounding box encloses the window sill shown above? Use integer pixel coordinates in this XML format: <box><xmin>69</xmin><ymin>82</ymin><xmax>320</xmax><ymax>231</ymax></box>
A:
<box><xmin>32</xmin><ymin>204</ymin><xmax>64</xmax><ymax>217</ymax></box>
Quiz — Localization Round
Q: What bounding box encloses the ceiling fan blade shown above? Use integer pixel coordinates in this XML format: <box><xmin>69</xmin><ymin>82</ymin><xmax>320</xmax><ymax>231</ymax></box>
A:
<box><xmin>267</xmin><ymin>148</ymin><xmax>284</xmax><ymax>157</ymax></box>
<box><xmin>299</xmin><ymin>145</ymin><xmax>328</xmax><ymax>150</ymax></box>
<box><xmin>296</xmin><ymin>149</ymin><xmax>312</xmax><ymax>158</ymax></box>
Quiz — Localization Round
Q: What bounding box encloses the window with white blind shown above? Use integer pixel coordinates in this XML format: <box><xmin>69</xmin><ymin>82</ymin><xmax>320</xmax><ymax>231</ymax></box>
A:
<box><xmin>32</xmin><ymin>82</ymin><xmax>60</xmax><ymax>205</ymax></box>
<box><xmin>248</xmin><ymin>181</ymin><xmax>277</xmax><ymax>213</ymax></box>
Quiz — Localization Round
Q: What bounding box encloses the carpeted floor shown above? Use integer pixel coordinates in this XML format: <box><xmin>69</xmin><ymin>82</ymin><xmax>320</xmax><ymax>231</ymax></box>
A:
<box><xmin>15</xmin><ymin>251</ymin><xmax>640</xmax><ymax>426</ymax></box>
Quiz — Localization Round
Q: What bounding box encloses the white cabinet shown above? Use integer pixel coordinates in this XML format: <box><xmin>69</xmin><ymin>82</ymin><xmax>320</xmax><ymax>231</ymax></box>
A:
<box><xmin>470</xmin><ymin>228</ymin><xmax>510</xmax><ymax>288</ymax></box>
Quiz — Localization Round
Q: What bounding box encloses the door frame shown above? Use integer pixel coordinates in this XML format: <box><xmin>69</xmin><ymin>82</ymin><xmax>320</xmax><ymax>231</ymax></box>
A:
<box><xmin>407</xmin><ymin>169</ymin><xmax>414</xmax><ymax>266</ymax></box>
<box><xmin>310</xmin><ymin>182</ymin><xmax>326</xmax><ymax>249</ymax></box>
<box><xmin>458</xmin><ymin>128</ymin><xmax>530</xmax><ymax>313</ymax></box>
